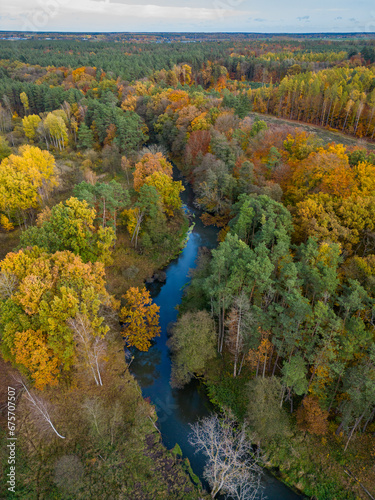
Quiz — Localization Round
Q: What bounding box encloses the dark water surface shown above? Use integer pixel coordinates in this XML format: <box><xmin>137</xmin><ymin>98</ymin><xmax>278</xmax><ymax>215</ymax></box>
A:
<box><xmin>130</xmin><ymin>178</ymin><xmax>302</xmax><ymax>499</ymax></box>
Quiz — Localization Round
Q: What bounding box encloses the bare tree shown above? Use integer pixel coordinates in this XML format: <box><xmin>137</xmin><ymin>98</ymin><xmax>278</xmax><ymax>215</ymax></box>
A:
<box><xmin>68</xmin><ymin>314</ymin><xmax>107</xmax><ymax>386</ymax></box>
<box><xmin>0</xmin><ymin>104</ymin><xmax>12</xmax><ymax>132</ymax></box>
<box><xmin>18</xmin><ymin>379</ymin><xmax>65</xmax><ymax>439</ymax></box>
<box><xmin>83</xmin><ymin>398</ymin><xmax>105</xmax><ymax>437</ymax></box>
<box><xmin>0</xmin><ymin>271</ymin><xmax>18</xmax><ymax>299</ymax></box>
<box><xmin>189</xmin><ymin>414</ymin><xmax>265</xmax><ymax>499</ymax></box>
<box><xmin>225</xmin><ymin>470</ymin><xmax>264</xmax><ymax>500</ymax></box>
<box><xmin>139</xmin><ymin>144</ymin><xmax>168</xmax><ymax>159</ymax></box>
<box><xmin>130</xmin><ymin>207</ymin><xmax>144</xmax><ymax>249</ymax></box>
<box><xmin>60</xmin><ymin>101</ymin><xmax>72</xmax><ymax>121</ymax></box>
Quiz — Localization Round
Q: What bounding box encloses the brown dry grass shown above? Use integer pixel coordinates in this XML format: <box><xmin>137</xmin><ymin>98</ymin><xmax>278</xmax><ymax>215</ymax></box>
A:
<box><xmin>249</xmin><ymin>111</ymin><xmax>375</xmax><ymax>150</ymax></box>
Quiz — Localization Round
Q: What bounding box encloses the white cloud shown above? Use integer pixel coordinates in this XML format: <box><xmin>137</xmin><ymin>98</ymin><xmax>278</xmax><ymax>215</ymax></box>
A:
<box><xmin>0</xmin><ymin>0</ymin><xmax>373</xmax><ymax>32</ymax></box>
<box><xmin>1</xmin><ymin>0</ymin><xmax>255</xmax><ymax>24</ymax></box>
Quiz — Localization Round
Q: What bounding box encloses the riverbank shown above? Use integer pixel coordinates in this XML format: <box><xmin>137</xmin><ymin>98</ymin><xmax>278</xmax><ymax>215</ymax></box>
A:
<box><xmin>170</xmin><ymin>160</ymin><xmax>375</xmax><ymax>500</ymax></box>
<box><xmin>203</xmin><ymin>361</ymin><xmax>375</xmax><ymax>500</ymax></box>
<box><xmin>129</xmin><ymin>173</ymin><xmax>308</xmax><ymax>500</ymax></box>
<box><xmin>105</xmin><ymin>209</ymin><xmax>190</xmax><ymax>296</ymax></box>
<box><xmin>0</xmin><ymin>154</ymin><xmax>203</xmax><ymax>499</ymax></box>
<box><xmin>0</xmin><ymin>337</ymin><xmax>204</xmax><ymax>500</ymax></box>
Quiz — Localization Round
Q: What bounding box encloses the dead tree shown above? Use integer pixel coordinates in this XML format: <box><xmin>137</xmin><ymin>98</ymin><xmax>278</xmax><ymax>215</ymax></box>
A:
<box><xmin>189</xmin><ymin>414</ymin><xmax>264</xmax><ymax>499</ymax></box>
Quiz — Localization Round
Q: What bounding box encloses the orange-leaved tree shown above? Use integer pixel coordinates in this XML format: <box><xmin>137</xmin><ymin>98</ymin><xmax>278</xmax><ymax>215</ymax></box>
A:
<box><xmin>283</xmin><ymin>143</ymin><xmax>354</xmax><ymax>204</ymax></box>
<box><xmin>133</xmin><ymin>152</ymin><xmax>172</xmax><ymax>191</ymax></box>
<box><xmin>296</xmin><ymin>395</ymin><xmax>329</xmax><ymax>435</ymax></box>
<box><xmin>12</xmin><ymin>329</ymin><xmax>59</xmax><ymax>390</ymax></box>
<box><xmin>120</xmin><ymin>287</ymin><xmax>160</xmax><ymax>351</ymax></box>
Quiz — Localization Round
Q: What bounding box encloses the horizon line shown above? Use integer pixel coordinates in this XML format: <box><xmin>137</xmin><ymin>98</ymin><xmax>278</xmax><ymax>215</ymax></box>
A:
<box><xmin>1</xmin><ymin>30</ymin><xmax>375</xmax><ymax>35</ymax></box>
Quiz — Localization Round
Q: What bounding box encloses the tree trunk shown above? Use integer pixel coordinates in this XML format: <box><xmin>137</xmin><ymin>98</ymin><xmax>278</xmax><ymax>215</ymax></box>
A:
<box><xmin>102</xmin><ymin>197</ymin><xmax>106</xmax><ymax>228</ymax></box>
<box><xmin>342</xmin><ymin>109</ymin><xmax>350</xmax><ymax>132</ymax></box>
<box><xmin>327</xmin><ymin>375</ymin><xmax>341</xmax><ymax>412</ymax></box>
<box><xmin>219</xmin><ymin>299</ymin><xmax>225</xmax><ymax>353</ymax></box>
<box><xmin>95</xmin><ymin>357</ymin><xmax>103</xmax><ymax>386</ymax></box>
<box><xmin>233</xmin><ymin>303</ymin><xmax>243</xmax><ymax>378</ymax></box>
<box><xmin>354</xmin><ymin>103</ymin><xmax>364</xmax><ymax>134</ymax></box>
<box><xmin>362</xmin><ymin>407</ymin><xmax>375</xmax><ymax>433</ymax></box>
<box><xmin>335</xmin><ymin>422</ymin><xmax>344</xmax><ymax>436</ymax></box>
<box><xmin>262</xmin><ymin>352</ymin><xmax>267</xmax><ymax>378</ymax></box>
<box><xmin>272</xmin><ymin>352</ymin><xmax>279</xmax><ymax>376</ymax></box>
<box><xmin>267</xmin><ymin>344</ymin><xmax>274</xmax><ymax>372</ymax></box>
<box><xmin>280</xmin><ymin>384</ymin><xmax>286</xmax><ymax>408</ymax></box>
<box><xmin>344</xmin><ymin>413</ymin><xmax>365</xmax><ymax>452</ymax></box>
<box><xmin>237</xmin><ymin>352</ymin><xmax>246</xmax><ymax>376</ymax></box>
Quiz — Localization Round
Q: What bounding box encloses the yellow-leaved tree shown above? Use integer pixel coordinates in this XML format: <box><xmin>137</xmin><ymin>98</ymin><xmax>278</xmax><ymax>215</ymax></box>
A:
<box><xmin>22</xmin><ymin>114</ymin><xmax>41</xmax><ymax>141</ymax></box>
<box><xmin>143</xmin><ymin>171</ymin><xmax>184</xmax><ymax>216</ymax></box>
<box><xmin>44</xmin><ymin>112</ymin><xmax>68</xmax><ymax>150</ymax></box>
<box><xmin>120</xmin><ymin>287</ymin><xmax>161</xmax><ymax>351</ymax></box>
<box><xmin>0</xmin><ymin>145</ymin><xmax>57</xmax><ymax>226</ymax></box>
<box><xmin>0</xmin><ymin>247</ymin><xmax>115</xmax><ymax>389</ymax></box>
<box><xmin>20</xmin><ymin>91</ymin><xmax>29</xmax><ymax>115</ymax></box>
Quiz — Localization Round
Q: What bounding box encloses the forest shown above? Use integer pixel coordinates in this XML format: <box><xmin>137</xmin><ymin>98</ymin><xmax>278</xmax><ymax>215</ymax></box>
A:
<box><xmin>0</xmin><ymin>34</ymin><xmax>375</xmax><ymax>500</ymax></box>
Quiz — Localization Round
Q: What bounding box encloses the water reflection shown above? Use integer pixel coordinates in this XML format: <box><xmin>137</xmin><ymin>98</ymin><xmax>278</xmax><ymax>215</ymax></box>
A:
<box><xmin>130</xmin><ymin>348</ymin><xmax>162</xmax><ymax>387</ymax></box>
<box><xmin>172</xmin><ymin>381</ymin><xmax>212</xmax><ymax>424</ymax></box>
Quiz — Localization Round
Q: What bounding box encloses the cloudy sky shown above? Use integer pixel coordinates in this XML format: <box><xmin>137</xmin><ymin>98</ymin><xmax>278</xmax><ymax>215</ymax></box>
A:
<box><xmin>1</xmin><ymin>0</ymin><xmax>374</xmax><ymax>33</ymax></box>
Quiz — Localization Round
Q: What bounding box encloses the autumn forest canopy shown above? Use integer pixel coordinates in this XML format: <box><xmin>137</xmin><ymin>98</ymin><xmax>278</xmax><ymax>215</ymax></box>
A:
<box><xmin>0</xmin><ymin>33</ymin><xmax>375</xmax><ymax>500</ymax></box>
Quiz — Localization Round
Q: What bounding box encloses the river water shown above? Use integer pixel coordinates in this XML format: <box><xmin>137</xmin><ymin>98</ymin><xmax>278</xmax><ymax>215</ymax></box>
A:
<box><xmin>130</xmin><ymin>178</ymin><xmax>303</xmax><ymax>499</ymax></box>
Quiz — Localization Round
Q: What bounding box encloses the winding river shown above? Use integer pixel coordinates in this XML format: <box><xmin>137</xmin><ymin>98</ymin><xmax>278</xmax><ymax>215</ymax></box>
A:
<box><xmin>130</xmin><ymin>175</ymin><xmax>303</xmax><ymax>499</ymax></box>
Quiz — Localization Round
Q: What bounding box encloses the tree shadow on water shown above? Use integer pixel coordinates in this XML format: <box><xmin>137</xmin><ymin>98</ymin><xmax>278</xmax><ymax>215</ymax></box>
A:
<box><xmin>130</xmin><ymin>348</ymin><xmax>162</xmax><ymax>387</ymax></box>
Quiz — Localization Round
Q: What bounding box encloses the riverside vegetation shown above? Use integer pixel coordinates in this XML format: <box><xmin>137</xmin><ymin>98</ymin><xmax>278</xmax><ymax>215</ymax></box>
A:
<box><xmin>0</xmin><ymin>34</ymin><xmax>375</xmax><ymax>499</ymax></box>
